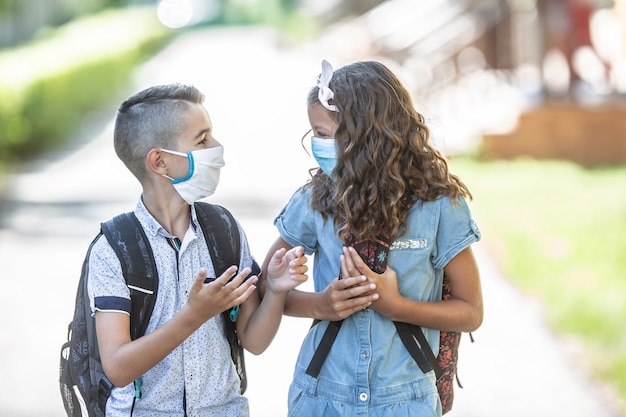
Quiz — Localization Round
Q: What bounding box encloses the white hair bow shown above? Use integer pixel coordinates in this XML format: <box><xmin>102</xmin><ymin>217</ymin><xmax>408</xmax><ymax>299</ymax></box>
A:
<box><xmin>317</xmin><ymin>59</ymin><xmax>338</xmax><ymax>112</ymax></box>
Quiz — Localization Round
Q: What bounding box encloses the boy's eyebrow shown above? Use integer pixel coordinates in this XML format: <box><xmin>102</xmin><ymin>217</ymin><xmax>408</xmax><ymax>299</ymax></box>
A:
<box><xmin>192</xmin><ymin>127</ymin><xmax>210</xmax><ymax>140</ymax></box>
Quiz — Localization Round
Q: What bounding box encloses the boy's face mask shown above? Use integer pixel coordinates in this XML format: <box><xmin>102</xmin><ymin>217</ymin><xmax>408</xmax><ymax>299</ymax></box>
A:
<box><xmin>160</xmin><ymin>146</ymin><xmax>225</xmax><ymax>204</ymax></box>
<box><xmin>311</xmin><ymin>136</ymin><xmax>337</xmax><ymax>177</ymax></box>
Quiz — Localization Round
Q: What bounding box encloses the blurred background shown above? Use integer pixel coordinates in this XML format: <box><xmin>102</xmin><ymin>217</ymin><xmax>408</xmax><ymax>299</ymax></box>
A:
<box><xmin>0</xmin><ymin>0</ymin><xmax>625</xmax><ymax>416</ymax></box>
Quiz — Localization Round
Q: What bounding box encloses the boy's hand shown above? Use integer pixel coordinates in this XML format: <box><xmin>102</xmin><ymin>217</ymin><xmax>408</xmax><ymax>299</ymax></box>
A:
<box><xmin>265</xmin><ymin>246</ymin><xmax>308</xmax><ymax>295</ymax></box>
<box><xmin>186</xmin><ymin>266</ymin><xmax>258</xmax><ymax>324</ymax></box>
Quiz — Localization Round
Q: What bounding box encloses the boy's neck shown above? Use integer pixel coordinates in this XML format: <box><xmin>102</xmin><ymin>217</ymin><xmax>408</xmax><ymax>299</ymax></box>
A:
<box><xmin>142</xmin><ymin>193</ymin><xmax>191</xmax><ymax>238</ymax></box>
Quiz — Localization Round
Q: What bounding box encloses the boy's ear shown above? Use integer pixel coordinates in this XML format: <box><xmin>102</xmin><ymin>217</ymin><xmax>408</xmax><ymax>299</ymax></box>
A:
<box><xmin>146</xmin><ymin>148</ymin><xmax>168</xmax><ymax>175</ymax></box>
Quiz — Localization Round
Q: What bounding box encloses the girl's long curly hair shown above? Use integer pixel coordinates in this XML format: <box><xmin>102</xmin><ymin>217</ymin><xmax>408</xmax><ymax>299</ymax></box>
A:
<box><xmin>305</xmin><ymin>60</ymin><xmax>472</xmax><ymax>242</ymax></box>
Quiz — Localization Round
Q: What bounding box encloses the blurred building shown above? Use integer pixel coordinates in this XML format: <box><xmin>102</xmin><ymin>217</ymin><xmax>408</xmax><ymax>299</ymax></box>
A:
<box><xmin>2</xmin><ymin>0</ymin><xmax>625</xmax><ymax>164</ymax></box>
<box><xmin>310</xmin><ymin>0</ymin><xmax>625</xmax><ymax>163</ymax></box>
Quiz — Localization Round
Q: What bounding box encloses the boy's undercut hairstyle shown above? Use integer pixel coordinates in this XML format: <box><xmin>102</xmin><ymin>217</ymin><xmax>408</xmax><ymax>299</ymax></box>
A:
<box><xmin>114</xmin><ymin>84</ymin><xmax>205</xmax><ymax>181</ymax></box>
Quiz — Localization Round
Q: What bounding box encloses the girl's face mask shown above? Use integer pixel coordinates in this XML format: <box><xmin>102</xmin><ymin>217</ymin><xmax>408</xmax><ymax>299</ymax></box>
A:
<box><xmin>311</xmin><ymin>136</ymin><xmax>337</xmax><ymax>177</ymax></box>
<box><xmin>160</xmin><ymin>146</ymin><xmax>225</xmax><ymax>204</ymax></box>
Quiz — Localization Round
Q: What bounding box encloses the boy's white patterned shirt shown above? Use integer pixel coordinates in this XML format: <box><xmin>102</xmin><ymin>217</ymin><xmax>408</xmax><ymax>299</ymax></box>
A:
<box><xmin>88</xmin><ymin>198</ymin><xmax>254</xmax><ymax>417</ymax></box>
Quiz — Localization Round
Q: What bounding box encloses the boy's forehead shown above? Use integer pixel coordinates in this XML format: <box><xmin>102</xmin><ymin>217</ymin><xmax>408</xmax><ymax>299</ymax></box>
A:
<box><xmin>184</xmin><ymin>103</ymin><xmax>213</xmax><ymax>128</ymax></box>
<box><xmin>174</xmin><ymin>104</ymin><xmax>212</xmax><ymax>145</ymax></box>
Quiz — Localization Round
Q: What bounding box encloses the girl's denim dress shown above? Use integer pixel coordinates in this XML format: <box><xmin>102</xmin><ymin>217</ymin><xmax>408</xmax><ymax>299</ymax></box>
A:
<box><xmin>274</xmin><ymin>187</ymin><xmax>481</xmax><ymax>417</ymax></box>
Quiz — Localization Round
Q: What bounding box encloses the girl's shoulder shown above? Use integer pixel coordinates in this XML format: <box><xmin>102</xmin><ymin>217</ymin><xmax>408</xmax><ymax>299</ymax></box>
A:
<box><xmin>411</xmin><ymin>194</ymin><xmax>467</xmax><ymax>212</ymax></box>
<box><xmin>408</xmin><ymin>195</ymin><xmax>475</xmax><ymax>230</ymax></box>
<box><xmin>285</xmin><ymin>185</ymin><xmax>313</xmax><ymax>206</ymax></box>
<box><xmin>277</xmin><ymin>186</ymin><xmax>315</xmax><ymax>224</ymax></box>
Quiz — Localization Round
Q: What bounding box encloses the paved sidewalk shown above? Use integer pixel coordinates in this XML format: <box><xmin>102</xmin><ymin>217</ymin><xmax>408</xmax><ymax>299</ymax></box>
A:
<box><xmin>0</xmin><ymin>27</ymin><xmax>621</xmax><ymax>417</ymax></box>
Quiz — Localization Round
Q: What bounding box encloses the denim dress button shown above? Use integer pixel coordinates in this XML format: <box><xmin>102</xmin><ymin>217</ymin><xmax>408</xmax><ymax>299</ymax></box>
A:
<box><xmin>359</xmin><ymin>392</ymin><xmax>368</xmax><ymax>401</ymax></box>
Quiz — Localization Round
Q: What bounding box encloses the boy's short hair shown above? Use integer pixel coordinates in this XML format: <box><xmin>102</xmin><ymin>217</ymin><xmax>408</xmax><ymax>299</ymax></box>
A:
<box><xmin>114</xmin><ymin>84</ymin><xmax>205</xmax><ymax>181</ymax></box>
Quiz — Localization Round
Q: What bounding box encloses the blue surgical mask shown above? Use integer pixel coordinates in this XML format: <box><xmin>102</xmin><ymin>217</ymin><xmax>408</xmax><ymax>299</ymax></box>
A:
<box><xmin>311</xmin><ymin>136</ymin><xmax>337</xmax><ymax>176</ymax></box>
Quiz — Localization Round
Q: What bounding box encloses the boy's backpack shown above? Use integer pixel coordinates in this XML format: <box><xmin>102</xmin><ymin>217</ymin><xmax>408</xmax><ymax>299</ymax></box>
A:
<box><xmin>59</xmin><ymin>202</ymin><xmax>248</xmax><ymax>417</ymax></box>
<box><xmin>305</xmin><ymin>231</ymin><xmax>471</xmax><ymax>415</ymax></box>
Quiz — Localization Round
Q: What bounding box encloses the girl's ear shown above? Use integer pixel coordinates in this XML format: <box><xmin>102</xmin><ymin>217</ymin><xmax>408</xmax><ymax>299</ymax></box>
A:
<box><xmin>146</xmin><ymin>148</ymin><xmax>168</xmax><ymax>175</ymax></box>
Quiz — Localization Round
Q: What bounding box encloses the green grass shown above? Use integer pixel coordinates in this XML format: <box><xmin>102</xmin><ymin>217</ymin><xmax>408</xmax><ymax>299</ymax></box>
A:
<box><xmin>449</xmin><ymin>156</ymin><xmax>626</xmax><ymax>412</ymax></box>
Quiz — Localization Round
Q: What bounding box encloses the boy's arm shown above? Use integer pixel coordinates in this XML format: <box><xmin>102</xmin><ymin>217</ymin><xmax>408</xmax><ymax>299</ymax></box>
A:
<box><xmin>96</xmin><ymin>266</ymin><xmax>257</xmax><ymax>387</ymax></box>
<box><xmin>236</xmin><ymin>246</ymin><xmax>308</xmax><ymax>355</ymax></box>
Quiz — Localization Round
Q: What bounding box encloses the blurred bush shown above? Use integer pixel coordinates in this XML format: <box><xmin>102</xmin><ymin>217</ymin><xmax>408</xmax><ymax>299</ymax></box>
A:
<box><xmin>0</xmin><ymin>6</ymin><xmax>173</xmax><ymax>164</ymax></box>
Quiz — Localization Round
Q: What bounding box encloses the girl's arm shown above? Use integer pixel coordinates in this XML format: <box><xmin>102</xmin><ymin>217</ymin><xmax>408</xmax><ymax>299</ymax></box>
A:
<box><xmin>341</xmin><ymin>245</ymin><xmax>483</xmax><ymax>332</ymax></box>
<box><xmin>236</xmin><ymin>246</ymin><xmax>308</xmax><ymax>355</ymax></box>
<box><xmin>259</xmin><ymin>237</ymin><xmax>379</xmax><ymax>321</ymax></box>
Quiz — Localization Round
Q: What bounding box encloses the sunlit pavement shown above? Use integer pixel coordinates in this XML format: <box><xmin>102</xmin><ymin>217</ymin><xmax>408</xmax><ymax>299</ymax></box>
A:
<box><xmin>0</xmin><ymin>26</ymin><xmax>620</xmax><ymax>417</ymax></box>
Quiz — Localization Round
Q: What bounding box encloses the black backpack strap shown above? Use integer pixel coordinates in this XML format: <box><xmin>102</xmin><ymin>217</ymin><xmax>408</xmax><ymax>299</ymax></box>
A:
<box><xmin>194</xmin><ymin>202</ymin><xmax>262</xmax><ymax>280</ymax></box>
<box><xmin>193</xmin><ymin>201</ymin><xmax>250</xmax><ymax>394</ymax></box>
<box><xmin>74</xmin><ymin>212</ymin><xmax>157</xmax><ymax>411</ymax></box>
<box><xmin>194</xmin><ymin>202</ymin><xmax>241</xmax><ymax>276</ymax></box>
<box><xmin>305</xmin><ymin>319</ymin><xmax>344</xmax><ymax>377</ymax></box>
<box><xmin>396</xmin><ymin>322</ymin><xmax>439</xmax><ymax>376</ymax></box>
<box><xmin>305</xmin><ymin>320</ymin><xmax>439</xmax><ymax>379</ymax></box>
<box><xmin>101</xmin><ymin>212</ymin><xmax>158</xmax><ymax>340</ymax></box>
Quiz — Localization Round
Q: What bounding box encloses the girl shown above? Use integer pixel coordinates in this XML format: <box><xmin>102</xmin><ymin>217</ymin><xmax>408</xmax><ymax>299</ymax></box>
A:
<box><xmin>262</xmin><ymin>60</ymin><xmax>483</xmax><ymax>417</ymax></box>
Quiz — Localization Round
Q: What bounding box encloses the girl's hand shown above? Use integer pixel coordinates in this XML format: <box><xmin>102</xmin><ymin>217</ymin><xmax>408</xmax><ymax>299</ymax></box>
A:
<box><xmin>340</xmin><ymin>246</ymin><xmax>401</xmax><ymax>319</ymax></box>
<box><xmin>265</xmin><ymin>246</ymin><xmax>309</xmax><ymax>294</ymax></box>
<box><xmin>315</xmin><ymin>273</ymin><xmax>378</xmax><ymax>321</ymax></box>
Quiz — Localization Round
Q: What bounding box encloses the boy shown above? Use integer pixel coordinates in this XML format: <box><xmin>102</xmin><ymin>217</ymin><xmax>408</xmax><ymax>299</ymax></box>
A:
<box><xmin>88</xmin><ymin>83</ymin><xmax>307</xmax><ymax>416</ymax></box>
